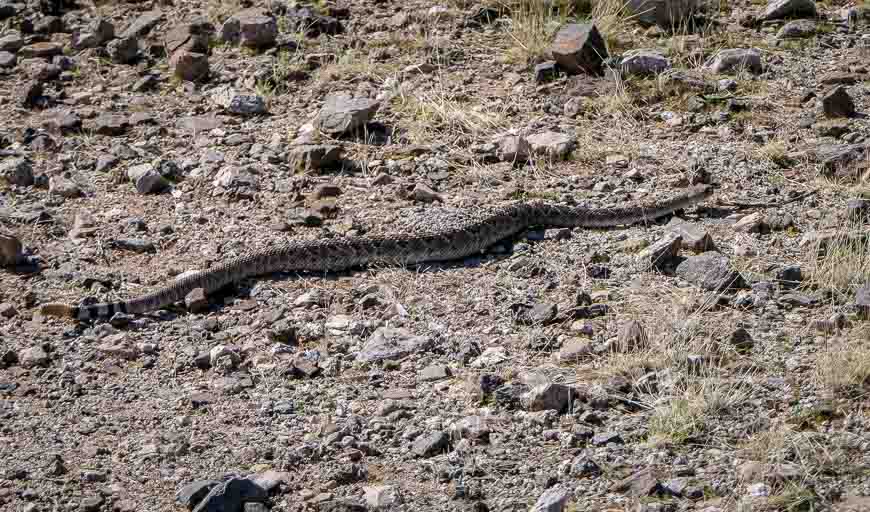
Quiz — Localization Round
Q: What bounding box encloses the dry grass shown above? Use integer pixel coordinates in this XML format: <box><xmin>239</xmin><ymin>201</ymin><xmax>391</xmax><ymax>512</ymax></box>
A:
<box><xmin>314</xmin><ymin>49</ymin><xmax>399</xmax><ymax>85</ymax></box>
<box><xmin>814</xmin><ymin>331</ymin><xmax>870</xmax><ymax>398</ymax></box>
<box><xmin>391</xmin><ymin>83</ymin><xmax>507</xmax><ymax>144</ymax></box>
<box><xmin>801</xmin><ymin>215</ymin><xmax>870</xmax><ymax>299</ymax></box>
<box><xmin>647</xmin><ymin>376</ymin><xmax>751</xmax><ymax>445</ymax></box>
<box><xmin>573</xmin><ymin>279</ymin><xmax>755</xmax><ymax>445</ymax></box>
<box><xmin>502</xmin><ymin>0</ymin><xmax>634</xmax><ymax>64</ymax></box>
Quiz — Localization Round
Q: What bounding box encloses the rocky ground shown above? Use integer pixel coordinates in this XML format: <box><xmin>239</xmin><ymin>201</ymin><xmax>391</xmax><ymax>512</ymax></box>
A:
<box><xmin>1</xmin><ymin>0</ymin><xmax>870</xmax><ymax>510</ymax></box>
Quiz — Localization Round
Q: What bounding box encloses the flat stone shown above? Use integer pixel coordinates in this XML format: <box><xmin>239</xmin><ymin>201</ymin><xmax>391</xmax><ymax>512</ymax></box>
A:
<box><xmin>523</xmin><ymin>383</ymin><xmax>573</xmax><ymax>412</ymax></box>
<box><xmin>412</xmin><ymin>431</ymin><xmax>448</xmax><ymax>457</ymax></box>
<box><xmin>18</xmin><ymin>42</ymin><xmax>62</xmax><ymax>58</ymax></box>
<box><xmin>314</xmin><ymin>94</ymin><xmax>379</xmax><ymax>136</ymax></box>
<box><xmin>531</xmin><ymin>485</ymin><xmax>572</xmax><ymax>512</ymax></box>
<box><xmin>357</xmin><ymin>327</ymin><xmax>431</xmax><ymax>363</ymax></box>
<box><xmin>675</xmin><ymin>252</ymin><xmax>747</xmax><ymax>291</ymax></box>
<box><xmin>707</xmin><ymin>48</ymin><xmax>762</xmax><ymax>75</ymax></box>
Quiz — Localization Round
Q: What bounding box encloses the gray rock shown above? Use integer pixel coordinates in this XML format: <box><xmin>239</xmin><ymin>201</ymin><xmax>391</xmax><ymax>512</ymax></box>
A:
<box><xmin>316</xmin><ymin>499</ymin><xmax>367</xmax><ymax>512</ymax></box>
<box><xmin>496</xmin><ymin>134</ymin><xmax>531</xmax><ymax>163</ymax></box>
<box><xmin>185</xmin><ymin>288</ymin><xmax>209</xmax><ymax>313</ymax></box>
<box><xmin>357</xmin><ymin>327</ymin><xmax>431</xmax><ymax>363</ymax></box>
<box><xmin>220</xmin><ymin>8</ymin><xmax>277</xmax><ymax>49</ymax></box>
<box><xmin>94</xmin><ymin>114</ymin><xmax>130</xmax><ymax>136</ymax></box>
<box><xmin>0</xmin><ymin>51</ymin><xmax>15</xmax><ymax>68</ymax></box>
<box><xmin>170</xmin><ymin>49</ymin><xmax>209</xmax><ymax>81</ymax></box>
<box><xmin>120</xmin><ymin>10</ymin><xmax>164</xmax><ymax>39</ymax></box>
<box><xmin>570</xmin><ymin>453</ymin><xmax>601</xmax><ymax>477</ymax></box>
<box><xmin>363</xmin><ymin>485</ymin><xmax>402</xmax><ymax>509</ymax></box>
<box><xmin>210</xmin><ymin>86</ymin><xmax>267</xmax><ymax>115</ymax></box>
<box><xmin>18</xmin><ymin>41</ymin><xmax>62</xmax><ymax>58</ymax></box>
<box><xmin>732</xmin><ymin>212</ymin><xmax>763</xmax><ymax>234</ymax></box>
<box><xmin>706</xmin><ymin>48</ymin><xmax>762</xmax><ymax>75</ymax></box>
<box><xmin>518</xmin><ymin>302</ymin><xmax>558</xmax><ymax>325</ymax></box>
<box><xmin>558</xmin><ymin>339</ymin><xmax>592</xmax><ymax>361</ymax></box>
<box><xmin>523</xmin><ymin>383</ymin><xmax>573</xmax><ymax>412</ymax></box>
<box><xmin>19</xmin><ymin>80</ymin><xmax>43</xmax><ymax>108</ymax></box>
<box><xmin>19</xmin><ymin>345</ymin><xmax>49</xmax><ymax>368</ymax></box>
<box><xmin>0</xmin><ymin>302</ymin><xmax>17</xmax><ymax>318</ymax></box>
<box><xmin>615</xmin><ymin>319</ymin><xmax>648</xmax><ymax>353</ymax></box>
<box><xmin>418</xmin><ymin>364</ymin><xmax>451</xmax><ymax>382</ymax></box>
<box><xmin>106</xmin><ymin>36</ymin><xmax>139</xmax><ymax>64</ymax></box>
<box><xmin>0</xmin><ymin>158</ymin><xmax>34</xmax><ymax>187</ymax></box>
<box><xmin>314</xmin><ymin>94</ymin><xmax>379</xmax><ymax>136</ymax></box>
<box><xmin>287</xmin><ymin>144</ymin><xmax>343</xmax><ymax>171</ymax></box>
<box><xmin>127</xmin><ymin>163</ymin><xmax>169</xmax><ymax>194</ymax></box>
<box><xmin>0</xmin><ymin>31</ymin><xmax>23</xmax><ymax>52</ymax></box>
<box><xmin>80</xmin><ymin>496</ymin><xmax>104</xmax><ymax>512</ymax></box>
<box><xmin>412</xmin><ymin>431</ymin><xmax>448</xmax><ymax>457</ymax></box>
<box><xmin>675</xmin><ymin>252</ymin><xmax>747</xmax><ymax>291</ymax></box>
<box><xmin>549</xmin><ymin>23</ymin><xmax>608</xmax><ymax>75</ymax></box>
<box><xmin>762</xmin><ymin>0</ymin><xmax>816</xmax><ymax>21</ymax></box>
<box><xmin>822</xmin><ymin>86</ymin><xmax>856</xmax><ymax>118</ymax></box>
<box><xmin>815</xmin><ymin>143</ymin><xmax>868</xmax><ymax>179</ymax></box>
<box><xmin>776</xmin><ymin>19</ymin><xmax>816</xmax><ymax>39</ymax></box>
<box><xmin>591</xmin><ymin>431</ymin><xmax>623</xmax><ymax>445</ymax></box>
<box><xmin>531</xmin><ymin>485</ymin><xmax>572</xmax><ymax>512</ymax></box>
<box><xmin>610</xmin><ymin>468</ymin><xmax>662</xmax><ymax>497</ymax></box>
<box><xmin>163</xmin><ymin>20</ymin><xmax>213</xmax><ymax>55</ymax></box>
<box><xmin>0</xmin><ymin>232</ymin><xmax>24</xmax><ymax>266</ymax></box>
<box><xmin>636</xmin><ymin>232</ymin><xmax>682</xmax><ymax>270</ymax></box>
<box><xmin>526</xmin><ymin>131</ymin><xmax>575</xmax><ymax>160</ymax></box>
<box><xmin>625</xmin><ymin>0</ymin><xmax>709</xmax><ymax>28</ymax></box>
<box><xmin>620</xmin><ymin>49</ymin><xmax>671</xmax><ymax>76</ymax></box>
<box><xmin>668</xmin><ymin>218</ymin><xmax>716</xmax><ymax>252</ymax></box>
<box><xmin>191</xmin><ymin>477</ymin><xmax>268</xmax><ymax>512</ymax></box>
<box><xmin>775</xmin><ymin>265</ymin><xmax>802</xmax><ymax>288</ymax></box>
<box><xmin>729</xmin><ymin>327</ymin><xmax>754</xmax><ymax>351</ymax></box>
<box><xmin>48</xmin><ymin>175</ymin><xmax>82</xmax><ymax>198</ymax></box>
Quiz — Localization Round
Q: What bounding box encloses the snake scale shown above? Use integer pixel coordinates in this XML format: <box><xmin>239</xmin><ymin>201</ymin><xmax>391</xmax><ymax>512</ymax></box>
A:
<box><xmin>39</xmin><ymin>184</ymin><xmax>714</xmax><ymax>321</ymax></box>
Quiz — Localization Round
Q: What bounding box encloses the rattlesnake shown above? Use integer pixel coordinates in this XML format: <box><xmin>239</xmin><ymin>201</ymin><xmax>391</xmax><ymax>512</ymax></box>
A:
<box><xmin>39</xmin><ymin>184</ymin><xmax>714</xmax><ymax>321</ymax></box>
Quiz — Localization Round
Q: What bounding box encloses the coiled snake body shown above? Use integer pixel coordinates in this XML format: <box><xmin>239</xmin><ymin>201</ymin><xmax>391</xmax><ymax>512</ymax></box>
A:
<box><xmin>40</xmin><ymin>185</ymin><xmax>714</xmax><ymax>321</ymax></box>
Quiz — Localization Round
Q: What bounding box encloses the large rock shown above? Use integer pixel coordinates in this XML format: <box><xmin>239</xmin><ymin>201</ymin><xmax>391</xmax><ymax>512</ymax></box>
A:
<box><xmin>762</xmin><ymin>0</ymin><xmax>816</xmax><ymax>21</ymax></box>
<box><xmin>357</xmin><ymin>327</ymin><xmax>431</xmax><ymax>363</ymax></box>
<box><xmin>164</xmin><ymin>19</ymin><xmax>213</xmax><ymax>55</ymax></box>
<box><xmin>120</xmin><ymin>9</ymin><xmax>164</xmax><ymax>39</ymax></box>
<box><xmin>0</xmin><ymin>232</ymin><xmax>24</xmax><ymax>266</ymax></box>
<box><xmin>675</xmin><ymin>252</ymin><xmax>747</xmax><ymax>291</ymax></box>
<box><xmin>620</xmin><ymin>49</ymin><xmax>671</xmax><ymax>76</ymax></box>
<box><xmin>625</xmin><ymin>0</ymin><xmax>710</xmax><ymax>29</ymax></box>
<box><xmin>706</xmin><ymin>48</ymin><xmax>763</xmax><ymax>75</ymax></box>
<box><xmin>314</xmin><ymin>94</ymin><xmax>380</xmax><ymax>136</ymax></box>
<box><xmin>287</xmin><ymin>144</ymin><xmax>343</xmax><ymax>171</ymax></box>
<box><xmin>106</xmin><ymin>36</ymin><xmax>139</xmax><ymax>64</ymax></box>
<box><xmin>170</xmin><ymin>49</ymin><xmax>209</xmax><ymax>81</ymax></box>
<box><xmin>822</xmin><ymin>86</ymin><xmax>856</xmax><ymax>118</ymax></box>
<box><xmin>531</xmin><ymin>485</ymin><xmax>572</xmax><ymax>512</ymax></box>
<box><xmin>0</xmin><ymin>157</ymin><xmax>34</xmax><ymax>187</ymax></box>
<box><xmin>191</xmin><ymin>477</ymin><xmax>268</xmax><ymax>512</ymax></box>
<box><xmin>210</xmin><ymin>86</ymin><xmax>267</xmax><ymax>115</ymax></box>
<box><xmin>220</xmin><ymin>8</ymin><xmax>278</xmax><ymax>49</ymax></box>
<box><xmin>526</xmin><ymin>131</ymin><xmax>575</xmax><ymax>160</ymax></box>
<box><xmin>549</xmin><ymin>23</ymin><xmax>608</xmax><ymax>75</ymax></box>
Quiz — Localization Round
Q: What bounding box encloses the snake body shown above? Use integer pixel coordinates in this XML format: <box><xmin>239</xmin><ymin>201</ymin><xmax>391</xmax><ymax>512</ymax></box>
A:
<box><xmin>39</xmin><ymin>185</ymin><xmax>713</xmax><ymax>321</ymax></box>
